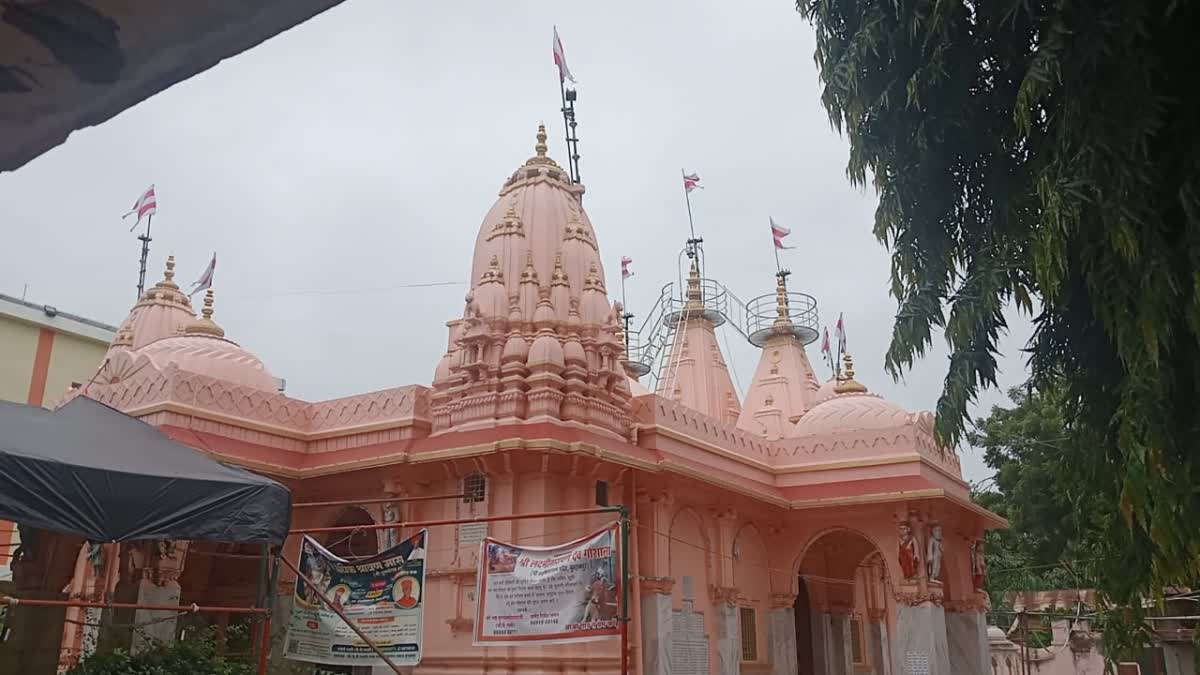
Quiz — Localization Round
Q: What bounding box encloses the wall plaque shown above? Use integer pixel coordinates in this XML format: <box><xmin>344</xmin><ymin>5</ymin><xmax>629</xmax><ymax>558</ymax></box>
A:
<box><xmin>670</xmin><ymin>606</ymin><xmax>709</xmax><ymax>675</ymax></box>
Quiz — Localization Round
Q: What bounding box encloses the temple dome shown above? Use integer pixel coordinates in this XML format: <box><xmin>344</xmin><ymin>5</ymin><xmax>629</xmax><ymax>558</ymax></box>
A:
<box><xmin>140</xmin><ymin>290</ymin><xmax>277</xmax><ymax>392</ymax></box>
<box><xmin>430</xmin><ymin>124</ymin><xmax>629</xmax><ymax>438</ymax></box>
<box><xmin>468</xmin><ymin>123</ymin><xmax>602</xmax><ymax>324</ymax></box>
<box><xmin>792</xmin><ymin>355</ymin><xmax>907</xmax><ymax>436</ymax></box>
<box><xmin>107</xmin><ymin>256</ymin><xmax>196</xmax><ymax>355</ymax></box>
<box><xmin>793</xmin><ymin>391</ymin><xmax>909</xmax><ymax>436</ymax></box>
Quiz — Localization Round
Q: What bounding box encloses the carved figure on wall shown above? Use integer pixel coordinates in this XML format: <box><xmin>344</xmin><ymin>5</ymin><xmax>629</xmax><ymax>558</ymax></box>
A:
<box><xmin>970</xmin><ymin>539</ymin><xmax>986</xmax><ymax>590</ymax></box>
<box><xmin>926</xmin><ymin>525</ymin><xmax>944</xmax><ymax>581</ymax></box>
<box><xmin>382</xmin><ymin>502</ymin><xmax>400</xmax><ymax>549</ymax></box>
<box><xmin>898</xmin><ymin>520</ymin><xmax>920</xmax><ymax>579</ymax></box>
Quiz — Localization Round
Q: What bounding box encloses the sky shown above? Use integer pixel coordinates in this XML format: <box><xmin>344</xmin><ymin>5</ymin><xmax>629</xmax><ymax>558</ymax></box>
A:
<box><xmin>0</xmin><ymin>0</ymin><xmax>1034</xmax><ymax>484</ymax></box>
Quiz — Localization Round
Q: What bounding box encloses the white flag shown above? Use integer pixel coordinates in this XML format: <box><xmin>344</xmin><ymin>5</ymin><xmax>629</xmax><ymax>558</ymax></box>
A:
<box><xmin>190</xmin><ymin>253</ymin><xmax>216</xmax><ymax>297</ymax></box>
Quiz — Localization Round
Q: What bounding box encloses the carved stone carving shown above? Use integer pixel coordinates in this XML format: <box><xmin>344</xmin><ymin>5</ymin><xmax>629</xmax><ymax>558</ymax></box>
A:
<box><xmin>925</xmin><ymin>524</ymin><xmax>944</xmax><ymax>582</ymax></box>
<box><xmin>898</xmin><ymin>520</ymin><xmax>920</xmax><ymax>579</ymax></box>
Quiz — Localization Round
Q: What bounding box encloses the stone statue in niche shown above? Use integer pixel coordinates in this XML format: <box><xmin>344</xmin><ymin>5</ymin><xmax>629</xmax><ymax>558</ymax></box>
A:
<box><xmin>970</xmin><ymin>539</ymin><xmax>986</xmax><ymax>590</ymax></box>
<box><xmin>382</xmin><ymin>502</ymin><xmax>400</xmax><ymax>549</ymax></box>
<box><xmin>898</xmin><ymin>520</ymin><xmax>920</xmax><ymax>579</ymax></box>
<box><xmin>925</xmin><ymin>525</ymin><xmax>944</xmax><ymax>581</ymax></box>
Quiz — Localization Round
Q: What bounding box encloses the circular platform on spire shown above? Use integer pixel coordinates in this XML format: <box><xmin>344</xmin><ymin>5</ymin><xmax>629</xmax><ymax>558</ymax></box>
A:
<box><xmin>662</xmin><ymin>277</ymin><xmax>728</xmax><ymax>327</ymax></box>
<box><xmin>745</xmin><ymin>291</ymin><xmax>819</xmax><ymax>347</ymax></box>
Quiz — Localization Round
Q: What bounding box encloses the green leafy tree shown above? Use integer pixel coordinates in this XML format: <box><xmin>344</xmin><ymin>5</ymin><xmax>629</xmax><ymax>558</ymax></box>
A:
<box><xmin>795</xmin><ymin>0</ymin><xmax>1200</xmax><ymax>651</ymax></box>
<box><xmin>968</xmin><ymin>386</ymin><xmax>1107</xmax><ymax>606</ymax></box>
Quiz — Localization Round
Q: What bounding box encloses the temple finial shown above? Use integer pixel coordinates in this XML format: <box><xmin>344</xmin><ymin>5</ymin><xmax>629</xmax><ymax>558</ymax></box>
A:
<box><xmin>834</xmin><ymin>352</ymin><xmax>868</xmax><ymax>394</ymax></box>
<box><xmin>535</xmin><ymin>122</ymin><xmax>548</xmax><ymax>157</ymax></box>
<box><xmin>184</xmin><ymin>289</ymin><xmax>226</xmax><ymax>338</ymax></box>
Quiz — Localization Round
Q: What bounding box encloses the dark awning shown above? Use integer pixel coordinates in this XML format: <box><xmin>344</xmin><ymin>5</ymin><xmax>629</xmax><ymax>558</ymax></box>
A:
<box><xmin>0</xmin><ymin>396</ymin><xmax>290</xmax><ymax>544</ymax></box>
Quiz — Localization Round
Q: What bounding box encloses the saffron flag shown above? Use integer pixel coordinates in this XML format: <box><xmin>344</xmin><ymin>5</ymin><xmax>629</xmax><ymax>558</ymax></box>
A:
<box><xmin>770</xmin><ymin>217</ymin><xmax>794</xmax><ymax>250</ymax></box>
<box><xmin>123</xmin><ymin>184</ymin><xmax>157</xmax><ymax>229</ymax></box>
<box><xmin>683</xmin><ymin>172</ymin><xmax>702</xmax><ymax>193</ymax></box>
<box><xmin>553</xmin><ymin>26</ymin><xmax>576</xmax><ymax>84</ymax></box>
<box><xmin>835</xmin><ymin>313</ymin><xmax>847</xmax><ymax>355</ymax></box>
<box><xmin>190</xmin><ymin>253</ymin><xmax>216</xmax><ymax>297</ymax></box>
<box><xmin>621</xmin><ymin>256</ymin><xmax>633</xmax><ymax>280</ymax></box>
<box><xmin>820</xmin><ymin>327</ymin><xmax>832</xmax><ymax>366</ymax></box>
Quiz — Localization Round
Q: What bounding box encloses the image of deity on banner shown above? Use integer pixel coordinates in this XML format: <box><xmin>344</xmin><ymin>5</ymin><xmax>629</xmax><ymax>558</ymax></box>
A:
<box><xmin>575</xmin><ymin>560</ymin><xmax>619</xmax><ymax>625</ymax></box>
<box><xmin>297</xmin><ymin>543</ymin><xmax>333</xmax><ymax>608</ymax></box>
<box><xmin>486</xmin><ymin>542</ymin><xmax>519</xmax><ymax>573</ymax></box>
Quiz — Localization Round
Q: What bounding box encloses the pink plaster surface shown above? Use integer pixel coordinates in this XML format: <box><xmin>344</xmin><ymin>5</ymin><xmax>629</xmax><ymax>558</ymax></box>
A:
<box><xmin>655</xmin><ymin>314</ymin><xmax>741</xmax><ymax>426</ymax></box>
<box><xmin>736</xmin><ymin>333</ymin><xmax>820</xmax><ymax>440</ymax></box>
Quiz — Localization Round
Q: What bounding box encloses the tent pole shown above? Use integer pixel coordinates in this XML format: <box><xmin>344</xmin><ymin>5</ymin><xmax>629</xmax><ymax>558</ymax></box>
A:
<box><xmin>258</xmin><ymin>548</ymin><xmax>282</xmax><ymax>675</ymax></box>
<box><xmin>278</xmin><ymin>553</ymin><xmax>405</xmax><ymax>675</ymax></box>
<box><xmin>252</xmin><ymin>544</ymin><xmax>269</xmax><ymax>666</ymax></box>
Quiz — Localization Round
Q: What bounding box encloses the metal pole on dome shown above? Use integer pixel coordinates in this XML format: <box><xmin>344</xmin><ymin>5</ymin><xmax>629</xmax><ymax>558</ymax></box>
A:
<box><xmin>557</xmin><ymin>73</ymin><xmax>581</xmax><ymax>184</ymax></box>
<box><xmin>135</xmin><ymin>214</ymin><xmax>152</xmax><ymax>300</ymax></box>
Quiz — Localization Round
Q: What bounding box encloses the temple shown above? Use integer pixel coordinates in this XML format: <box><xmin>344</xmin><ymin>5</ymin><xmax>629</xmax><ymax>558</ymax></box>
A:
<box><xmin>5</xmin><ymin>124</ymin><xmax>1003</xmax><ymax>675</ymax></box>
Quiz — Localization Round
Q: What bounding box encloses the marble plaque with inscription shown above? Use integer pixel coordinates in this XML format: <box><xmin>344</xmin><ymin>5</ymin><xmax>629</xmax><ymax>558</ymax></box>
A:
<box><xmin>906</xmin><ymin>650</ymin><xmax>930</xmax><ymax>675</ymax></box>
<box><xmin>670</xmin><ymin>607</ymin><xmax>709</xmax><ymax>675</ymax></box>
<box><xmin>458</xmin><ymin>521</ymin><xmax>488</xmax><ymax>547</ymax></box>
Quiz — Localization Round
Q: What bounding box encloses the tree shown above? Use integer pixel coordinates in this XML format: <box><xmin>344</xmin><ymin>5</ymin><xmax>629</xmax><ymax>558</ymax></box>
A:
<box><xmin>795</xmin><ymin>0</ymin><xmax>1200</xmax><ymax>630</ymax></box>
<box><xmin>968</xmin><ymin>386</ymin><xmax>1107</xmax><ymax>605</ymax></box>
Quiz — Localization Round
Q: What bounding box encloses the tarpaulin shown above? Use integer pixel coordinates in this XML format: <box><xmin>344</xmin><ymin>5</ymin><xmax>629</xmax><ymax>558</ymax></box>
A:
<box><xmin>0</xmin><ymin>396</ymin><xmax>290</xmax><ymax>544</ymax></box>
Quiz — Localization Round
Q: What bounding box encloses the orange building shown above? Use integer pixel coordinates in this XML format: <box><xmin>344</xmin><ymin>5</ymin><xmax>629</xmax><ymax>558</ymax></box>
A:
<box><xmin>0</xmin><ymin>294</ymin><xmax>116</xmax><ymax>572</ymax></box>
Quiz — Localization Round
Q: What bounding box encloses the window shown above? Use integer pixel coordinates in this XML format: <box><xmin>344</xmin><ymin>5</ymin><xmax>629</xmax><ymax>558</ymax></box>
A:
<box><xmin>463</xmin><ymin>472</ymin><xmax>486</xmax><ymax>503</ymax></box>
<box><xmin>739</xmin><ymin>607</ymin><xmax>757</xmax><ymax>661</ymax></box>
<box><xmin>595</xmin><ymin>480</ymin><xmax>609</xmax><ymax>506</ymax></box>
<box><xmin>849</xmin><ymin>616</ymin><xmax>865</xmax><ymax>664</ymax></box>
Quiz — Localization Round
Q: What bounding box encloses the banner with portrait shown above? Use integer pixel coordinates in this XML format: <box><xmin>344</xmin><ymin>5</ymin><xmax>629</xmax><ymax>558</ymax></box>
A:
<box><xmin>285</xmin><ymin>529</ymin><xmax>428</xmax><ymax>667</ymax></box>
<box><xmin>474</xmin><ymin>523</ymin><xmax>622</xmax><ymax>645</ymax></box>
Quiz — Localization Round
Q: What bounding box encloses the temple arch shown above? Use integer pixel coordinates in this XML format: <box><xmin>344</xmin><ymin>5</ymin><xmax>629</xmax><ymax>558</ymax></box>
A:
<box><xmin>324</xmin><ymin>506</ymin><xmax>378</xmax><ymax>559</ymax></box>
<box><xmin>792</xmin><ymin>527</ymin><xmax>893</xmax><ymax>675</ymax></box>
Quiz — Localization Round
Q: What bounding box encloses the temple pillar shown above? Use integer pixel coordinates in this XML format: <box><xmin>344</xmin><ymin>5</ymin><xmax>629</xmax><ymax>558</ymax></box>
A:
<box><xmin>944</xmin><ymin>599</ymin><xmax>989</xmax><ymax>675</ymax></box>
<box><xmin>869</xmin><ymin>609</ymin><xmax>891</xmax><ymax>675</ymax></box>
<box><xmin>892</xmin><ymin>601</ymin><xmax>950</xmax><ymax>675</ymax></box>
<box><xmin>640</xmin><ymin>577</ymin><xmax>674</xmax><ymax>675</ymax></box>
<box><xmin>711</xmin><ymin>587</ymin><xmax>739</xmax><ymax>675</ymax></box>
<box><xmin>768</xmin><ymin>594</ymin><xmax>798</xmax><ymax>675</ymax></box>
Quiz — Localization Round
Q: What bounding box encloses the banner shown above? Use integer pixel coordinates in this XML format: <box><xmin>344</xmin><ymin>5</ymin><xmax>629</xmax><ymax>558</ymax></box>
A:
<box><xmin>474</xmin><ymin>523</ymin><xmax>622</xmax><ymax>645</ymax></box>
<box><xmin>285</xmin><ymin>529</ymin><xmax>428</xmax><ymax>667</ymax></box>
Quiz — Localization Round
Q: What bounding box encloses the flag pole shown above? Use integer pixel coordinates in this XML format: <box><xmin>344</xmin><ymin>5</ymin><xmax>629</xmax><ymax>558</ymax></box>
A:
<box><xmin>558</xmin><ymin>76</ymin><xmax>575</xmax><ymax>183</ymax></box>
<box><xmin>620</xmin><ymin>271</ymin><xmax>631</xmax><ymax>350</ymax></box>
<box><xmin>135</xmin><ymin>214</ymin><xmax>152</xmax><ymax>300</ymax></box>
<box><xmin>773</xmin><ymin>238</ymin><xmax>782</xmax><ymax>275</ymax></box>
<box><xmin>682</xmin><ymin>169</ymin><xmax>697</xmax><ymax>243</ymax></box>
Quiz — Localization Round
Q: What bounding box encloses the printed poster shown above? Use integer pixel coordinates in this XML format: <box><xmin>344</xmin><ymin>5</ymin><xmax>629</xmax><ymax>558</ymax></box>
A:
<box><xmin>474</xmin><ymin>523</ymin><xmax>622</xmax><ymax>645</ymax></box>
<box><xmin>285</xmin><ymin>529</ymin><xmax>428</xmax><ymax>667</ymax></box>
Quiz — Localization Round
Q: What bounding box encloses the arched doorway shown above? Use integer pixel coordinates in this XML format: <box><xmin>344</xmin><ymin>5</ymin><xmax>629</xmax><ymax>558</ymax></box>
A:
<box><xmin>794</xmin><ymin>529</ymin><xmax>892</xmax><ymax>675</ymax></box>
<box><xmin>324</xmin><ymin>507</ymin><xmax>378</xmax><ymax>560</ymax></box>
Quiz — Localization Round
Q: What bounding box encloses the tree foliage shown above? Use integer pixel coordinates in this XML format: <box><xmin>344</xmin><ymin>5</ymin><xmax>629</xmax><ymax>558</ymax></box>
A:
<box><xmin>65</xmin><ymin>631</ymin><xmax>252</xmax><ymax>675</ymax></box>
<box><xmin>796</xmin><ymin>0</ymin><xmax>1200</xmax><ymax>618</ymax></box>
<box><xmin>969</xmin><ymin>386</ymin><xmax>1110</xmax><ymax>603</ymax></box>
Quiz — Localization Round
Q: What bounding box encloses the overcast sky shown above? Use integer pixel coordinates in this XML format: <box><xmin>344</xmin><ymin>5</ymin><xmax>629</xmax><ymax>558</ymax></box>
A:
<box><xmin>0</xmin><ymin>0</ymin><xmax>1033</xmax><ymax>484</ymax></box>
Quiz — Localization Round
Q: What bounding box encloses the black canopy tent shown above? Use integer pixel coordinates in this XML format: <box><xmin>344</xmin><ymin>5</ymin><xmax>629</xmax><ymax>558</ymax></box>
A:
<box><xmin>0</xmin><ymin>396</ymin><xmax>290</xmax><ymax>544</ymax></box>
